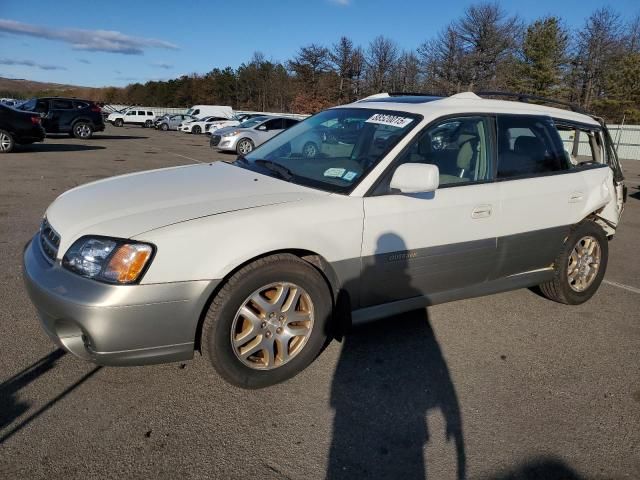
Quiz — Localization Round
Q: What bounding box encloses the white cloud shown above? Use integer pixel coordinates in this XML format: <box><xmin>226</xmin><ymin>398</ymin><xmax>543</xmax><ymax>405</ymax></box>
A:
<box><xmin>0</xmin><ymin>19</ymin><xmax>178</xmax><ymax>55</ymax></box>
<box><xmin>329</xmin><ymin>0</ymin><xmax>350</xmax><ymax>5</ymax></box>
<box><xmin>0</xmin><ymin>58</ymin><xmax>67</xmax><ymax>70</ymax></box>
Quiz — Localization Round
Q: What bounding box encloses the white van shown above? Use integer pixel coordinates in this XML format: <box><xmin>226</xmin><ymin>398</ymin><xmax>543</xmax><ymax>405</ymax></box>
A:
<box><xmin>186</xmin><ymin>105</ymin><xmax>233</xmax><ymax>120</ymax></box>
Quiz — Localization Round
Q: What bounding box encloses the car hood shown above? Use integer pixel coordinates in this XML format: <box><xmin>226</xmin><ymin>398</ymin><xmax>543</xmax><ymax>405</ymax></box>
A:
<box><xmin>46</xmin><ymin>162</ymin><xmax>327</xmax><ymax>253</ymax></box>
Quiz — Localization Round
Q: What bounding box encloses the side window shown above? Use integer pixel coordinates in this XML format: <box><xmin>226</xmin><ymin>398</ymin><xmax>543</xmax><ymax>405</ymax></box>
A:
<box><xmin>263</xmin><ymin>119</ymin><xmax>284</xmax><ymax>130</ymax></box>
<box><xmin>556</xmin><ymin>124</ymin><xmax>602</xmax><ymax>167</ymax></box>
<box><xmin>137</xmin><ymin>111</ymin><xmax>145</xmax><ymax>116</ymax></box>
<box><xmin>497</xmin><ymin>115</ymin><xmax>568</xmax><ymax>179</ymax></box>
<box><xmin>394</xmin><ymin>116</ymin><xmax>493</xmax><ymax>187</ymax></box>
<box><xmin>193</xmin><ymin>109</ymin><xmax>200</xmax><ymax>115</ymax></box>
<box><xmin>51</xmin><ymin>99</ymin><xmax>73</xmax><ymax>109</ymax></box>
<box><xmin>147</xmin><ymin>111</ymin><xmax>153</xmax><ymax>116</ymax></box>
<box><xmin>283</xmin><ymin>119</ymin><xmax>299</xmax><ymax>129</ymax></box>
<box><xmin>73</xmin><ymin>101</ymin><xmax>88</xmax><ymax>109</ymax></box>
<box><xmin>35</xmin><ymin>100</ymin><xmax>49</xmax><ymax>114</ymax></box>
<box><xmin>126</xmin><ymin>111</ymin><xmax>135</xmax><ymax>116</ymax></box>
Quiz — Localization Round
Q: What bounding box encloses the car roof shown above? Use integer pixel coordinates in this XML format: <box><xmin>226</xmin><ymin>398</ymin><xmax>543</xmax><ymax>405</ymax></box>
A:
<box><xmin>346</xmin><ymin>92</ymin><xmax>600</xmax><ymax>127</ymax></box>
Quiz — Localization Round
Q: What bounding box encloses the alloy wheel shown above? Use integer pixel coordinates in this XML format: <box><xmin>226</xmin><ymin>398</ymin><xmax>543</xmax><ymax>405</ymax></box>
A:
<box><xmin>75</xmin><ymin>124</ymin><xmax>91</xmax><ymax>138</ymax></box>
<box><xmin>0</xmin><ymin>132</ymin><xmax>12</xmax><ymax>151</ymax></box>
<box><xmin>238</xmin><ymin>139</ymin><xmax>253</xmax><ymax>155</ymax></box>
<box><xmin>567</xmin><ymin>235</ymin><xmax>601</xmax><ymax>292</ymax></box>
<box><xmin>230</xmin><ymin>282</ymin><xmax>314</xmax><ymax>370</ymax></box>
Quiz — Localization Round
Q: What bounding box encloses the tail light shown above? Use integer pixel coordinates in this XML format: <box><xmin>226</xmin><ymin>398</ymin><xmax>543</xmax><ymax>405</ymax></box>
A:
<box><xmin>90</xmin><ymin>104</ymin><xmax>101</xmax><ymax>113</ymax></box>
<box><xmin>30</xmin><ymin>116</ymin><xmax>41</xmax><ymax>125</ymax></box>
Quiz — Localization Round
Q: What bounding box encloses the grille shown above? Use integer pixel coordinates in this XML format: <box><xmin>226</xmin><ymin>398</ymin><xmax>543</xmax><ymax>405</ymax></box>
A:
<box><xmin>39</xmin><ymin>218</ymin><xmax>60</xmax><ymax>262</ymax></box>
<box><xmin>210</xmin><ymin>135</ymin><xmax>221</xmax><ymax>146</ymax></box>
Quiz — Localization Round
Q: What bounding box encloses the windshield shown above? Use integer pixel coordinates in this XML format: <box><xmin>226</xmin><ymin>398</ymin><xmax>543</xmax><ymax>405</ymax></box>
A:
<box><xmin>19</xmin><ymin>98</ymin><xmax>37</xmax><ymax>111</ymax></box>
<box><xmin>238</xmin><ymin>116</ymin><xmax>268</xmax><ymax>128</ymax></box>
<box><xmin>238</xmin><ymin>108</ymin><xmax>421</xmax><ymax>193</ymax></box>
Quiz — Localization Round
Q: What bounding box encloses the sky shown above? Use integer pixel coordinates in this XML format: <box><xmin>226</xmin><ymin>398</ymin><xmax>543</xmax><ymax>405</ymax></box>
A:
<box><xmin>0</xmin><ymin>0</ymin><xmax>638</xmax><ymax>88</ymax></box>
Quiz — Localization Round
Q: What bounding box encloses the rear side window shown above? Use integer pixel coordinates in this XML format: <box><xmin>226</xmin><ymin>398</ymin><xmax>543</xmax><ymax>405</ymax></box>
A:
<box><xmin>137</xmin><ymin>111</ymin><xmax>145</xmax><ymax>115</ymax></box>
<box><xmin>51</xmin><ymin>99</ymin><xmax>73</xmax><ymax>109</ymax></box>
<box><xmin>556</xmin><ymin>124</ymin><xmax>602</xmax><ymax>167</ymax></box>
<box><xmin>147</xmin><ymin>111</ymin><xmax>153</xmax><ymax>116</ymax></box>
<box><xmin>73</xmin><ymin>101</ymin><xmax>89</xmax><ymax>109</ymax></box>
<box><xmin>497</xmin><ymin>115</ymin><xmax>568</xmax><ymax>179</ymax></box>
<box><xmin>283</xmin><ymin>118</ymin><xmax>299</xmax><ymax>128</ymax></box>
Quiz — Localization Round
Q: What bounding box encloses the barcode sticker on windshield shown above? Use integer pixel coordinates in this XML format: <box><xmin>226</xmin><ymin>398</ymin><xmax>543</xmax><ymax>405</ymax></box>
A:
<box><xmin>324</xmin><ymin>168</ymin><xmax>346</xmax><ymax>178</ymax></box>
<box><xmin>365</xmin><ymin>114</ymin><xmax>413</xmax><ymax>128</ymax></box>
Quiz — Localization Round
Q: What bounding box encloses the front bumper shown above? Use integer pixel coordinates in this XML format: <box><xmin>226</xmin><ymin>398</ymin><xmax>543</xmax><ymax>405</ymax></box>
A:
<box><xmin>216</xmin><ymin>135</ymin><xmax>239</xmax><ymax>151</ymax></box>
<box><xmin>22</xmin><ymin>235</ymin><xmax>218</xmax><ymax>366</ymax></box>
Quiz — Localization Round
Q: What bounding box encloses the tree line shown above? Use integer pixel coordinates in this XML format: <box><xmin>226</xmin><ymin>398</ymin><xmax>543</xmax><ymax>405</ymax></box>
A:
<box><xmin>4</xmin><ymin>3</ymin><xmax>639</xmax><ymax>122</ymax></box>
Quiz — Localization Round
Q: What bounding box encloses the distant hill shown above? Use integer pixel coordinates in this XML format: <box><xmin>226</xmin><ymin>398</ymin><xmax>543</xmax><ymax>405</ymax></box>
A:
<box><xmin>0</xmin><ymin>77</ymin><xmax>97</xmax><ymax>98</ymax></box>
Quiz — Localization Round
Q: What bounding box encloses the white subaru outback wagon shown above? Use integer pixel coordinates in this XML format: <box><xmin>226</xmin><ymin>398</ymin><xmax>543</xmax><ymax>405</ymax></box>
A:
<box><xmin>23</xmin><ymin>92</ymin><xmax>626</xmax><ymax>388</ymax></box>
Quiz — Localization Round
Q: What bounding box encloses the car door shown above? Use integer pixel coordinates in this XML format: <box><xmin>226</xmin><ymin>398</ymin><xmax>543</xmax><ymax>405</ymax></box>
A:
<box><xmin>360</xmin><ymin>115</ymin><xmax>499</xmax><ymax>308</ymax></box>
<box><xmin>124</xmin><ymin>111</ymin><xmax>137</xmax><ymax>124</ymax></box>
<box><xmin>48</xmin><ymin>99</ymin><xmax>74</xmax><ymax>132</ymax></box>
<box><xmin>492</xmin><ymin>114</ymin><xmax>588</xmax><ymax>278</ymax></box>
<box><xmin>33</xmin><ymin>99</ymin><xmax>52</xmax><ymax>131</ymax></box>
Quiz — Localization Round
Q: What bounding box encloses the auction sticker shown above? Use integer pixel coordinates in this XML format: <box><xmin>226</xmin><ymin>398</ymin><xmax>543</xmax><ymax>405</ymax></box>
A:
<box><xmin>365</xmin><ymin>113</ymin><xmax>413</xmax><ymax>128</ymax></box>
<box><xmin>324</xmin><ymin>167</ymin><xmax>346</xmax><ymax>178</ymax></box>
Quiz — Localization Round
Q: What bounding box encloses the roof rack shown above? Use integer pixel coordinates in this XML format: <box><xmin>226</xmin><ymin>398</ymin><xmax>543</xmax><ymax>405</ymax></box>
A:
<box><xmin>387</xmin><ymin>92</ymin><xmax>444</xmax><ymax>97</ymax></box>
<box><xmin>474</xmin><ymin>91</ymin><xmax>588</xmax><ymax>115</ymax></box>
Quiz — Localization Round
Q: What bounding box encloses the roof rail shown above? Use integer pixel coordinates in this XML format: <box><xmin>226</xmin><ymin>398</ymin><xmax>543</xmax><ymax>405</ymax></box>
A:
<box><xmin>387</xmin><ymin>92</ymin><xmax>444</xmax><ymax>97</ymax></box>
<box><xmin>474</xmin><ymin>91</ymin><xmax>588</xmax><ymax>114</ymax></box>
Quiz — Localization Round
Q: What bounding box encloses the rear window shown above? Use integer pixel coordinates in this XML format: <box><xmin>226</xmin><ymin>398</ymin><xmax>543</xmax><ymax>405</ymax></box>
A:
<box><xmin>497</xmin><ymin>115</ymin><xmax>568</xmax><ymax>179</ymax></box>
<box><xmin>51</xmin><ymin>99</ymin><xmax>73</xmax><ymax>109</ymax></box>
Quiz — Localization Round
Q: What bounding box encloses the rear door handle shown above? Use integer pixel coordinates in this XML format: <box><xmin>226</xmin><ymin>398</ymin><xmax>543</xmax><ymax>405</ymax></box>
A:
<box><xmin>471</xmin><ymin>204</ymin><xmax>492</xmax><ymax>219</ymax></box>
<box><xmin>569</xmin><ymin>192</ymin><xmax>584</xmax><ymax>203</ymax></box>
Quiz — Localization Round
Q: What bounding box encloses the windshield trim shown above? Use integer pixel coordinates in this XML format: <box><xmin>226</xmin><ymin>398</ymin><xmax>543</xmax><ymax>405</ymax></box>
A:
<box><xmin>234</xmin><ymin>107</ymin><xmax>423</xmax><ymax>195</ymax></box>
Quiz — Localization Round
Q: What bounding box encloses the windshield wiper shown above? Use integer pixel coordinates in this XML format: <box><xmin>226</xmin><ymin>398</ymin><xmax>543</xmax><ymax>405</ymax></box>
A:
<box><xmin>254</xmin><ymin>159</ymin><xmax>294</xmax><ymax>181</ymax></box>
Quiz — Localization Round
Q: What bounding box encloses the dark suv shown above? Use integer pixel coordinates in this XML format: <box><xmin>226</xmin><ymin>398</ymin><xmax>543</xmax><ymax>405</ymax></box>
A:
<box><xmin>0</xmin><ymin>103</ymin><xmax>46</xmax><ymax>153</ymax></box>
<box><xmin>20</xmin><ymin>97</ymin><xmax>105</xmax><ymax>139</ymax></box>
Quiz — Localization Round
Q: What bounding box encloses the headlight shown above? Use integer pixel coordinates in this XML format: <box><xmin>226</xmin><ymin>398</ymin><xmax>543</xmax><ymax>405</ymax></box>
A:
<box><xmin>223</xmin><ymin>130</ymin><xmax>240</xmax><ymax>137</ymax></box>
<box><xmin>63</xmin><ymin>236</ymin><xmax>154</xmax><ymax>284</ymax></box>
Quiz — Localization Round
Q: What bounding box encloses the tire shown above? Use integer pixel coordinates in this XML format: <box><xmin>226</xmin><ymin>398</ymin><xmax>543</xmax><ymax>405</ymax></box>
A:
<box><xmin>72</xmin><ymin>122</ymin><xmax>93</xmax><ymax>139</ymax></box>
<box><xmin>539</xmin><ymin>220</ymin><xmax>608</xmax><ymax>305</ymax></box>
<box><xmin>201</xmin><ymin>254</ymin><xmax>332</xmax><ymax>389</ymax></box>
<box><xmin>160</xmin><ymin>123</ymin><xmax>169</xmax><ymax>131</ymax></box>
<box><xmin>144</xmin><ymin>120</ymin><xmax>153</xmax><ymax>128</ymax></box>
<box><xmin>192</xmin><ymin>125</ymin><xmax>202</xmax><ymax>134</ymax></box>
<box><xmin>236</xmin><ymin>138</ymin><xmax>254</xmax><ymax>155</ymax></box>
<box><xmin>114</xmin><ymin>118</ymin><xmax>124</xmax><ymax>127</ymax></box>
<box><xmin>302</xmin><ymin>141</ymin><xmax>319</xmax><ymax>158</ymax></box>
<box><xmin>0</xmin><ymin>129</ymin><xmax>15</xmax><ymax>153</ymax></box>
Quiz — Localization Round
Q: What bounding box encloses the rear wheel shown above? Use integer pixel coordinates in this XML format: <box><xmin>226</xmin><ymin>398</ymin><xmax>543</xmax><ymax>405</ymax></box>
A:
<box><xmin>144</xmin><ymin>119</ymin><xmax>153</xmax><ymax>128</ymax></box>
<box><xmin>73</xmin><ymin>122</ymin><xmax>93</xmax><ymax>139</ymax></box>
<box><xmin>302</xmin><ymin>141</ymin><xmax>319</xmax><ymax>158</ymax></box>
<box><xmin>114</xmin><ymin>118</ymin><xmax>124</xmax><ymax>127</ymax></box>
<box><xmin>539</xmin><ymin>220</ymin><xmax>608</xmax><ymax>305</ymax></box>
<box><xmin>160</xmin><ymin>123</ymin><xmax>169</xmax><ymax>131</ymax></box>
<box><xmin>0</xmin><ymin>130</ymin><xmax>15</xmax><ymax>153</ymax></box>
<box><xmin>192</xmin><ymin>125</ymin><xmax>202</xmax><ymax>134</ymax></box>
<box><xmin>202</xmin><ymin>254</ymin><xmax>331</xmax><ymax>389</ymax></box>
<box><xmin>236</xmin><ymin>138</ymin><xmax>254</xmax><ymax>155</ymax></box>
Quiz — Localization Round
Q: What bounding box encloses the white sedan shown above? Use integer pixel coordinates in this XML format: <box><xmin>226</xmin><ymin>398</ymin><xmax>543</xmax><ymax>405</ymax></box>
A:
<box><xmin>179</xmin><ymin>116</ymin><xmax>231</xmax><ymax>134</ymax></box>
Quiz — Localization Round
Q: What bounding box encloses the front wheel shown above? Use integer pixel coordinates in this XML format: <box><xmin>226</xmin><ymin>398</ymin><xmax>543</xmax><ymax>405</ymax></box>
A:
<box><xmin>539</xmin><ymin>220</ymin><xmax>608</xmax><ymax>305</ymax></box>
<box><xmin>73</xmin><ymin>122</ymin><xmax>93</xmax><ymax>139</ymax></box>
<box><xmin>192</xmin><ymin>125</ymin><xmax>202</xmax><ymax>134</ymax></box>
<box><xmin>114</xmin><ymin>118</ymin><xmax>124</xmax><ymax>127</ymax></box>
<box><xmin>236</xmin><ymin>138</ymin><xmax>254</xmax><ymax>155</ymax></box>
<box><xmin>201</xmin><ymin>254</ymin><xmax>331</xmax><ymax>388</ymax></box>
<box><xmin>144</xmin><ymin>119</ymin><xmax>153</xmax><ymax>128</ymax></box>
<box><xmin>160</xmin><ymin>123</ymin><xmax>169</xmax><ymax>131</ymax></box>
<box><xmin>0</xmin><ymin>129</ymin><xmax>15</xmax><ymax>153</ymax></box>
<box><xmin>302</xmin><ymin>141</ymin><xmax>319</xmax><ymax>158</ymax></box>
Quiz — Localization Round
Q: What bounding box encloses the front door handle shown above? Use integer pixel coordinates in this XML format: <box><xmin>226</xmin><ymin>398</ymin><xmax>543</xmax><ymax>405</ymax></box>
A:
<box><xmin>471</xmin><ymin>204</ymin><xmax>492</xmax><ymax>219</ymax></box>
<box><xmin>569</xmin><ymin>192</ymin><xmax>584</xmax><ymax>203</ymax></box>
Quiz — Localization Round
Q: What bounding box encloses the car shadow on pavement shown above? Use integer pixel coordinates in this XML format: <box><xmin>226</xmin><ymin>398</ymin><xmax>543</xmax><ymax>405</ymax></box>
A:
<box><xmin>0</xmin><ymin>348</ymin><xmax>101</xmax><ymax>445</ymax></box>
<box><xmin>16</xmin><ymin>144</ymin><xmax>106</xmax><ymax>153</ymax></box>
<box><xmin>484</xmin><ymin>456</ymin><xmax>587</xmax><ymax>480</ymax></box>
<box><xmin>91</xmin><ymin>134</ymin><xmax>149</xmax><ymax>140</ymax></box>
<box><xmin>327</xmin><ymin>233</ymin><xmax>466</xmax><ymax>479</ymax></box>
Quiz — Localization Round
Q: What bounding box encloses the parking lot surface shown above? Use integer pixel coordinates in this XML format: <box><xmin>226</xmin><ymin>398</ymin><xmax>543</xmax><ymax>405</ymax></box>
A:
<box><xmin>1</xmin><ymin>125</ymin><xmax>639</xmax><ymax>479</ymax></box>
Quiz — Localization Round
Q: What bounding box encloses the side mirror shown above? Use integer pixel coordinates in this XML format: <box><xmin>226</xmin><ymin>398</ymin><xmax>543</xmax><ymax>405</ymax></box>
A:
<box><xmin>390</xmin><ymin>163</ymin><xmax>439</xmax><ymax>194</ymax></box>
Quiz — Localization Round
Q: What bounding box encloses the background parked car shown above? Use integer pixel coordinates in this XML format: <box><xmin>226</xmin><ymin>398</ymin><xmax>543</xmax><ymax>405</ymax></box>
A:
<box><xmin>204</xmin><ymin>113</ymin><xmax>266</xmax><ymax>135</ymax></box>
<box><xmin>0</xmin><ymin>103</ymin><xmax>45</xmax><ymax>153</ymax></box>
<box><xmin>155</xmin><ymin>114</ymin><xmax>197</xmax><ymax>131</ymax></box>
<box><xmin>180</xmin><ymin>116</ymin><xmax>230</xmax><ymax>134</ymax></box>
<box><xmin>19</xmin><ymin>97</ymin><xmax>105</xmax><ymax>139</ymax></box>
<box><xmin>210</xmin><ymin>116</ymin><xmax>300</xmax><ymax>154</ymax></box>
<box><xmin>108</xmin><ymin>109</ymin><xmax>157</xmax><ymax>128</ymax></box>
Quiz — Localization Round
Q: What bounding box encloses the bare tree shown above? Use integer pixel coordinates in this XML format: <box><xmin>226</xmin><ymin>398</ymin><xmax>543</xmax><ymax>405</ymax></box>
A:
<box><xmin>365</xmin><ymin>36</ymin><xmax>399</xmax><ymax>92</ymax></box>
<box><xmin>419</xmin><ymin>25</ymin><xmax>468</xmax><ymax>94</ymax></box>
<box><xmin>455</xmin><ymin>2</ymin><xmax>521</xmax><ymax>89</ymax></box>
